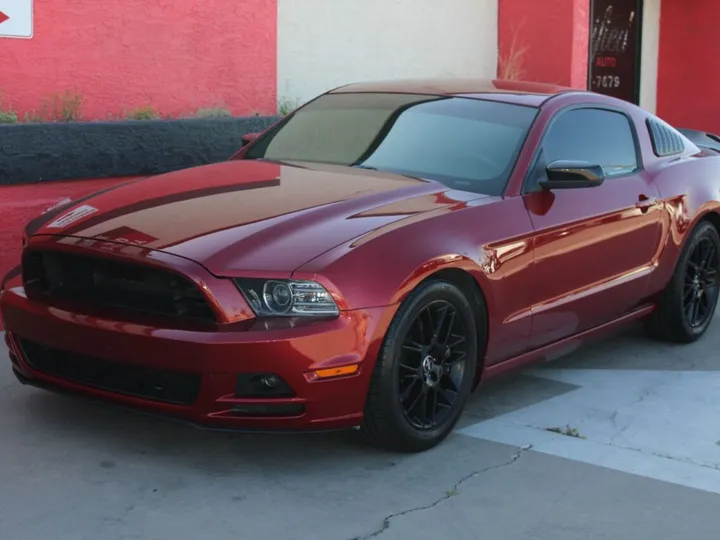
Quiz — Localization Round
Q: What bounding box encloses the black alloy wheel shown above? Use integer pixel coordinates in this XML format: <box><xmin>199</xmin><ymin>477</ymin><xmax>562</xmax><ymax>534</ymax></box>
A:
<box><xmin>361</xmin><ymin>279</ymin><xmax>482</xmax><ymax>453</ymax></box>
<box><xmin>682</xmin><ymin>236</ymin><xmax>719</xmax><ymax>329</ymax></box>
<box><xmin>647</xmin><ymin>220</ymin><xmax>720</xmax><ymax>343</ymax></box>
<box><xmin>398</xmin><ymin>300</ymin><xmax>469</xmax><ymax>431</ymax></box>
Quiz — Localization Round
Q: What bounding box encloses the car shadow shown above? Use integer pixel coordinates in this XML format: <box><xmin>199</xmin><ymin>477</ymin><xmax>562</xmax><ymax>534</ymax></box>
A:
<box><xmin>12</xmin><ymin>317</ymin><xmax>720</xmax><ymax>467</ymax></box>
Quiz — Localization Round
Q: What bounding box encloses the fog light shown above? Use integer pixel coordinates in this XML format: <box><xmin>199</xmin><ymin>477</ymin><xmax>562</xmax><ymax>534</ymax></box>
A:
<box><xmin>235</xmin><ymin>373</ymin><xmax>295</xmax><ymax>398</ymax></box>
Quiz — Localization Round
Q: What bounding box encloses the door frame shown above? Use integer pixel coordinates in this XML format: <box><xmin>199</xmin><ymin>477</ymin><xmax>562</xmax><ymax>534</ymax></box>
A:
<box><xmin>587</xmin><ymin>0</ymin><xmax>645</xmax><ymax>105</ymax></box>
<box><xmin>520</xmin><ymin>102</ymin><xmax>646</xmax><ymax>195</ymax></box>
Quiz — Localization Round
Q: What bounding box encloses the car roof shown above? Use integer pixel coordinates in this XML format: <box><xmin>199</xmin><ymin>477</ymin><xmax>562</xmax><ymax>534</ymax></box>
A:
<box><xmin>329</xmin><ymin>78</ymin><xmax>582</xmax><ymax>107</ymax></box>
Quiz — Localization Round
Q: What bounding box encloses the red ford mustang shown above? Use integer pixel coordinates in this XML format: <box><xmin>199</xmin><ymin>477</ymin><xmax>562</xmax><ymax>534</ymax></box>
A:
<box><xmin>3</xmin><ymin>79</ymin><xmax>720</xmax><ymax>452</ymax></box>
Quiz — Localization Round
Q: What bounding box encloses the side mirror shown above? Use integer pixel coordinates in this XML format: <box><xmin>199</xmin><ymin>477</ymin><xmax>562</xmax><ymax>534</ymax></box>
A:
<box><xmin>241</xmin><ymin>132</ymin><xmax>261</xmax><ymax>147</ymax></box>
<box><xmin>540</xmin><ymin>160</ymin><xmax>605</xmax><ymax>190</ymax></box>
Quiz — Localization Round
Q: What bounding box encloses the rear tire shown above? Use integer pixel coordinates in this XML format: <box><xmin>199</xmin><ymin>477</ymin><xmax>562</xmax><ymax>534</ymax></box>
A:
<box><xmin>647</xmin><ymin>220</ymin><xmax>720</xmax><ymax>343</ymax></box>
<box><xmin>360</xmin><ymin>279</ymin><xmax>481</xmax><ymax>453</ymax></box>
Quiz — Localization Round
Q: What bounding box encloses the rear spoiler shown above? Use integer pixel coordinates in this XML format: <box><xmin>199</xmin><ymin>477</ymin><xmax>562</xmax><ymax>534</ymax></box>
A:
<box><xmin>678</xmin><ymin>128</ymin><xmax>720</xmax><ymax>154</ymax></box>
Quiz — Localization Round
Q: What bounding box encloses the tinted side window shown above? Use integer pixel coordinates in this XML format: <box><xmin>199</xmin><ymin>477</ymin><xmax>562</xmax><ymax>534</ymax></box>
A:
<box><xmin>542</xmin><ymin>108</ymin><xmax>639</xmax><ymax>178</ymax></box>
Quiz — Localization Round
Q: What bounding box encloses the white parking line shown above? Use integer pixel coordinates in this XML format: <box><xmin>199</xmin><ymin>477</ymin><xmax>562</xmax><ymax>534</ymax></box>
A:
<box><xmin>459</xmin><ymin>368</ymin><xmax>720</xmax><ymax>495</ymax></box>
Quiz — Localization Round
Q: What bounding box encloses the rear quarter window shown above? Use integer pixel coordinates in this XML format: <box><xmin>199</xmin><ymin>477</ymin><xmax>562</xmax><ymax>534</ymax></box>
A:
<box><xmin>647</xmin><ymin>118</ymin><xmax>686</xmax><ymax>157</ymax></box>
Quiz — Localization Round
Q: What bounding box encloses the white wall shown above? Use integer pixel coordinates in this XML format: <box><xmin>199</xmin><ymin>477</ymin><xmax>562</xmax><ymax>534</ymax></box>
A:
<box><xmin>277</xmin><ymin>0</ymin><xmax>499</xmax><ymax>105</ymax></box>
<box><xmin>639</xmin><ymin>0</ymin><xmax>661</xmax><ymax>113</ymax></box>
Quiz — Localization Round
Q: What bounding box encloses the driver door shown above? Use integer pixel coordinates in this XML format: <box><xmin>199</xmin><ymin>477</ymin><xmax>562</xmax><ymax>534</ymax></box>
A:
<box><xmin>523</xmin><ymin>106</ymin><xmax>664</xmax><ymax>349</ymax></box>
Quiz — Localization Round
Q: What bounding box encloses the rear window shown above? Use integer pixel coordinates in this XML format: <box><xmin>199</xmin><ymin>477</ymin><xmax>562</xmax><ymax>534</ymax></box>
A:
<box><xmin>243</xmin><ymin>92</ymin><xmax>538</xmax><ymax>196</ymax></box>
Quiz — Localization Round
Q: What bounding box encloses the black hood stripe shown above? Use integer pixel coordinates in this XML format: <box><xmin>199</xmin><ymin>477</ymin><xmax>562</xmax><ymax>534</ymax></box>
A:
<box><xmin>40</xmin><ymin>177</ymin><xmax>282</xmax><ymax>237</ymax></box>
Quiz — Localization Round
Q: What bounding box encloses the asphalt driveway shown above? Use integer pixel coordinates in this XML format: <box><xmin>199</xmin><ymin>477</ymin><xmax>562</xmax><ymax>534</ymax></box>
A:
<box><xmin>1</xmin><ymin>320</ymin><xmax>720</xmax><ymax>540</ymax></box>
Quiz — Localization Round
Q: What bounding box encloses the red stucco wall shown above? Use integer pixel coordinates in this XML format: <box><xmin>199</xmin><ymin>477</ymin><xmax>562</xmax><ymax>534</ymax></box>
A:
<box><xmin>0</xmin><ymin>0</ymin><xmax>277</xmax><ymax>119</ymax></box>
<box><xmin>498</xmin><ymin>0</ymin><xmax>589</xmax><ymax>88</ymax></box>
<box><xmin>656</xmin><ymin>0</ymin><xmax>720</xmax><ymax>135</ymax></box>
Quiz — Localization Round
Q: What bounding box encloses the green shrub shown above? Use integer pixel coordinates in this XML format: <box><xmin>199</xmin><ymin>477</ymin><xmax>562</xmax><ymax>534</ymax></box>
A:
<box><xmin>23</xmin><ymin>111</ymin><xmax>44</xmax><ymax>123</ymax></box>
<box><xmin>0</xmin><ymin>95</ymin><xmax>18</xmax><ymax>123</ymax></box>
<box><xmin>46</xmin><ymin>91</ymin><xmax>84</xmax><ymax>122</ymax></box>
<box><xmin>277</xmin><ymin>96</ymin><xmax>300</xmax><ymax>116</ymax></box>
<box><xmin>125</xmin><ymin>105</ymin><xmax>160</xmax><ymax>120</ymax></box>
<box><xmin>0</xmin><ymin>99</ymin><xmax>17</xmax><ymax>124</ymax></box>
<box><xmin>0</xmin><ymin>110</ymin><xmax>17</xmax><ymax>123</ymax></box>
<box><xmin>22</xmin><ymin>91</ymin><xmax>84</xmax><ymax>123</ymax></box>
<box><xmin>195</xmin><ymin>106</ymin><xmax>232</xmax><ymax>118</ymax></box>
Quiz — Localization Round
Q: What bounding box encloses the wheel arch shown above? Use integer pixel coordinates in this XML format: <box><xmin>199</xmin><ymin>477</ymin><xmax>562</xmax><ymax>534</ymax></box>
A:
<box><xmin>699</xmin><ymin>209</ymin><xmax>720</xmax><ymax>236</ymax></box>
<box><xmin>405</xmin><ymin>264</ymin><xmax>490</xmax><ymax>388</ymax></box>
<box><xmin>673</xmin><ymin>208</ymin><xmax>720</xmax><ymax>262</ymax></box>
<box><xmin>649</xmin><ymin>201</ymin><xmax>720</xmax><ymax>297</ymax></box>
<box><xmin>646</xmin><ymin>207</ymin><xmax>720</xmax><ymax>343</ymax></box>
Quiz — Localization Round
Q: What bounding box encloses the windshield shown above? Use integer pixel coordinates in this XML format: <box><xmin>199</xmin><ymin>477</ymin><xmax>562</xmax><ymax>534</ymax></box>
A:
<box><xmin>242</xmin><ymin>92</ymin><xmax>538</xmax><ymax>195</ymax></box>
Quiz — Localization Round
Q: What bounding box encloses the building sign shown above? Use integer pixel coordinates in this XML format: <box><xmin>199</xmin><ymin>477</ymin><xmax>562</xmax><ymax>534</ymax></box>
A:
<box><xmin>0</xmin><ymin>0</ymin><xmax>33</xmax><ymax>39</ymax></box>
<box><xmin>588</xmin><ymin>0</ymin><xmax>642</xmax><ymax>104</ymax></box>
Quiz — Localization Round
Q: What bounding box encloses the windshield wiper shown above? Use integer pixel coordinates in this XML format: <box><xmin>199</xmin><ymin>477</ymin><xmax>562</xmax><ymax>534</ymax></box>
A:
<box><xmin>352</xmin><ymin>164</ymin><xmax>378</xmax><ymax>171</ymax></box>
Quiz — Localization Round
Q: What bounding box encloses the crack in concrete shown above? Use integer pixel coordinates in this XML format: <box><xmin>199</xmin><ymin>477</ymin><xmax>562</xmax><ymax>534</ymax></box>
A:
<box><xmin>628</xmin><ymin>386</ymin><xmax>652</xmax><ymax>407</ymax></box>
<box><xmin>349</xmin><ymin>445</ymin><xmax>533</xmax><ymax>540</ymax></box>
<box><xmin>608</xmin><ymin>386</ymin><xmax>653</xmax><ymax>446</ymax></box>
<box><xmin>607</xmin><ymin>441</ymin><xmax>720</xmax><ymax>472</ymax></box>
<box><xmin>514</xmin><ymin>421</ymin><xmax>720</xmax><ymax>472</ymax></box>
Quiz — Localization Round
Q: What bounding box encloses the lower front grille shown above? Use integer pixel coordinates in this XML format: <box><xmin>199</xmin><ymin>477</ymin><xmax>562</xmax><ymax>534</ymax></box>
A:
<box><xmin>18</xmin><ymin>338</ymin><xmax>202</xmax><ymax>406</ymax></box>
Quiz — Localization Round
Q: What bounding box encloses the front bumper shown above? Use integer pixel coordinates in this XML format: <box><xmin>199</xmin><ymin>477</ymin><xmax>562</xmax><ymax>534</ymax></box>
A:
<box><xmin>1</xmin><ymin>284</ymin><xmax>393</xmax><ymax>432</ymax></box>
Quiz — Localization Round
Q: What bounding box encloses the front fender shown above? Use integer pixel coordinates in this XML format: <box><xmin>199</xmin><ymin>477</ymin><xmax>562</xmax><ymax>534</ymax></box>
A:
<box><xmin>293</xmin><ymin>197</ymin><xmax>537</xmax><ymax>365</ymax></box>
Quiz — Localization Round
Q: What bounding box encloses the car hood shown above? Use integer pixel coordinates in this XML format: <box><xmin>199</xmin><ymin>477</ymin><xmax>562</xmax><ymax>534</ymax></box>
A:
<box><xmin>31</xmin><ymin>160</ymin><xmax>476</xmax><ymax>275</ymax></box>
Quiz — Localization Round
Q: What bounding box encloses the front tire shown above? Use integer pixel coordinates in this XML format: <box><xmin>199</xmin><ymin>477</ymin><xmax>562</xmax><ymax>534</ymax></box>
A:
<box><xmin>647</xmin><ymin>220</ymin><xmax>720</xmax><ymax>343</ymax></box>
<box><xmin>361</xmin><ymin>279</ymin><xmax>481</xmax><ymax>452</ymax></box>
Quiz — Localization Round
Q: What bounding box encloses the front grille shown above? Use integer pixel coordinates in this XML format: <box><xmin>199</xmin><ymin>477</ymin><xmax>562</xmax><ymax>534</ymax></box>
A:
<box><xmin>23</xmin><ymin>250</ymin><xmax>216</xmax><ymax>322</ymax></box>
<box><xmin>18</xmin><ymin>338</ymin><xmax>202</xmax><ymax>405</ymax></box>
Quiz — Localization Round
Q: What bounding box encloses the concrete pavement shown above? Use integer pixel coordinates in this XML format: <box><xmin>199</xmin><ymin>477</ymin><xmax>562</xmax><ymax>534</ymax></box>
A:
<box><xmin>1</xmin><ymin>320</ymin><xmax>720</xmax><ymax>540</ymax></box>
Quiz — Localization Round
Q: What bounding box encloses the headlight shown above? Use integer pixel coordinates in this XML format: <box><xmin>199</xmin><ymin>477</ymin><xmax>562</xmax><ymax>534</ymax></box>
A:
<box><xmin>233</xmin><ymin>278</ymin><xmax>339</xmax><ymax>317</ymax></box>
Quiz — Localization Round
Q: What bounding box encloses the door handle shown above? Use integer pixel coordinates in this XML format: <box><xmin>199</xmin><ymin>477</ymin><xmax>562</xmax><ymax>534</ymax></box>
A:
<box><xmin>636</xmin><ymin>194</ymin><xmax>657</xmax><ymax>212</ymax></box>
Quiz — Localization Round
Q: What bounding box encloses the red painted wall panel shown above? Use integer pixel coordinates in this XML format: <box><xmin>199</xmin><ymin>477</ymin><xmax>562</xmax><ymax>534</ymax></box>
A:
<box><xmin>657</xmin><ymin>0</ymin><xmax>720</xmax><ymax>135</ymax></box>
<box><xmin>498</xmin><ymin>0</ymin><xmax>589</xmax><ymax>88</ymax></box>
<box><xmin>0</xmin><ymin>0</ymin><xmax>277</xmax><ymax>119</ymax></box>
